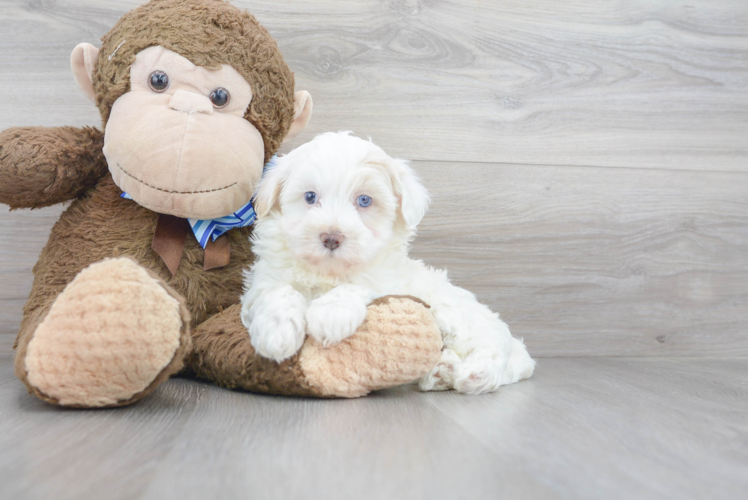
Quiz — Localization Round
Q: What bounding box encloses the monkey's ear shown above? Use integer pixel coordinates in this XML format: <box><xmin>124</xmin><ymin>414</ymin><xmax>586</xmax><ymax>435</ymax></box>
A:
<box><xmin>71</xmin><ymin>43</ymin><xmax>100</xmax><ymax>104</ymax></box>
<box><xmin>282</xmin><ymin>91</ymin><xmax>313</xmax><ymax>144</ymax></box>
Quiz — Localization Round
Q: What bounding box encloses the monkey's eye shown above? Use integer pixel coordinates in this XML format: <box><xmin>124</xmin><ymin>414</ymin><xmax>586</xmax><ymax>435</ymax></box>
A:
<box><xmin>210</xmin><ymin>87</ymin><xmax>230</xmax><ymax>108</ymax></box>
<box><xmin>148</xmin><ymin>71</ymin><xmax>170</xmax><ymax>92</ymax></box>
<box><xmin>305</xmin><ymin>192</ymin><xmax>317</xmax><ymax>204</ymax></box>
<box><xmin>357</xmin><ymin>195</ymin><xmax>372</xmax><ymax>208</ymax></box>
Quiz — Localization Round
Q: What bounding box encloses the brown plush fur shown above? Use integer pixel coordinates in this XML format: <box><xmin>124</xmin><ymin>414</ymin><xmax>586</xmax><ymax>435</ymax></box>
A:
<box><xmin>12</xmin><ymin>174</ymin><xmax>254</xmax><ymax>399</ymax></box>
<box><xmin>187</xmin><ymin>297</ymin><xmax>443</xmax><ymax>398</ymax></box>
<box><xmin>1</xmin><ymin>0</ymin><xmax>443</xmax><ymax>407</ymax></box>
<box><xmin>0</xmin><ymin>126</ymin><xmax>106</xmax><ymax>209</ymax></box>
<box><xmin>95</xmin><ymin>0</ymin><xmax>295</xmax><ymax>163</ymax></box>
<box><xmin>18</xmin><ymin>174</ymin><xmax>253</xmax><ymax>329</ymax></box>
<box><xmin>186</xmin><ymin>304</ymin><xmax>319</xmax><ymax>397</ymax></box>
<box><xmin>23</xmin><ymin>257</ymin><xmax>194</xmax><ymax>407</ymax></box>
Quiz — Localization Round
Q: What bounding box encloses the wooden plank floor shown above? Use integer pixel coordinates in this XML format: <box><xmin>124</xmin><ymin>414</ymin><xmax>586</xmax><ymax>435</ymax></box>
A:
<box><xmin>1</xmin><ymin>351</ymin><xmax>746</xmax><ymax>500</ymax></box>
<box><xmin>1</xmin><ymin>1</ymin><xmax>747</xmax><ymax>499</ymax></box>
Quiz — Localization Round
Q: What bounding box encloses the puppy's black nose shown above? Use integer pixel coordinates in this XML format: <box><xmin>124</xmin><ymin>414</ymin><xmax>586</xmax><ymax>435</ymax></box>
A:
<box><xmin>321</xmin><ymin>232</ymin><xmax>344</xmax><ymax>250</ymax></box>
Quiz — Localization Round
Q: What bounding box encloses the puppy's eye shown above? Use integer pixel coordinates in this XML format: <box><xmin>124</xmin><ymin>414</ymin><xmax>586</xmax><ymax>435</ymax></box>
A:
<box><xmin>210</xmin><ymin>87</ymin><xmax>230</xmax><ymax>108</ymax></box>
<box><xmin>357</xmin><ymin>195</ymin><xmax>372</xmax><ymax>208</ymax></box>
<box><xmin>149</xmin><ymin>71</ymin><xmax>170</xmax><ymax>92</ymax></box>
<box><xmin>305</xmin><ymin>191</ymin><xmax>317</xmax><ymax>204</ymax></box>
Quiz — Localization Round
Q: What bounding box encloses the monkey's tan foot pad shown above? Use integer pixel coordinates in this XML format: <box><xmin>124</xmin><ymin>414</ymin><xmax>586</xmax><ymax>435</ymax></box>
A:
<box><xmin>24</xmin><ymin>258</ymin><xmax>191</xmax><ymax>407</ymax></box>
<box><xmin>299</xmin><ymin>296</ymin><xmax>444</xmax><ymax>398</ymax></box>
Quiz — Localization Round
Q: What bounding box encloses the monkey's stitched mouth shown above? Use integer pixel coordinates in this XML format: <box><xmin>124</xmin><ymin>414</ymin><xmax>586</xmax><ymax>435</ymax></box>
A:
<box><xmin>116</xmin><ymin>163</ymin><xmax>237</xmax><ymax>194</ymax></box>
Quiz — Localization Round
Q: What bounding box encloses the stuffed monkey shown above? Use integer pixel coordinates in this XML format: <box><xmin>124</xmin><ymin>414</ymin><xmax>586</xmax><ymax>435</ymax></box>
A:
<box><xmin>0</xmin><ymin>0</ymin><xmax>442</xmax><ymax>407</ymax></box>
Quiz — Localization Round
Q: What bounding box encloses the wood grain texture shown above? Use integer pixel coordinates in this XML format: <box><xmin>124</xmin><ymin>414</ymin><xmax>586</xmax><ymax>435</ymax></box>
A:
<box><xmin>1</xmin><ymin>0</ymin><xmax>747</xmax><ymax>170</ymax></box>
<box><xmin>423</xmin><ymin>357</ymin><xmax>748</xmax><ymax>500</ymax></box>
<box><xmin>269</xmin><ymin>0</ymin><xmax>748</xmax><ymax>171</ymax></box>
<box><xmin>409</xmin><ymin>161</ymin><xmax>748</xmax><ymax>357</ymax></box>
<box><xmin>2</xmin><ymin>354</ymin><xmax>746</xmax><ymax>500</ymax></box>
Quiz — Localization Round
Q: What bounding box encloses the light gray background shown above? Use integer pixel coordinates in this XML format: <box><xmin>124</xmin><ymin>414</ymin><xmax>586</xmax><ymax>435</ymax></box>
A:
<box><xmin>0</xmin><ymin>1</ymin><xmax>746</xmax><ymax>499</ymax></box>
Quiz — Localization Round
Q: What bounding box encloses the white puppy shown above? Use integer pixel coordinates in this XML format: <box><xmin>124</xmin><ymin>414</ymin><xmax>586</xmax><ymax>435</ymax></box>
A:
<box><xmin>241</xmin><ymin>132</ymin><xmax>535</xmax><ymax>394</ymax></box>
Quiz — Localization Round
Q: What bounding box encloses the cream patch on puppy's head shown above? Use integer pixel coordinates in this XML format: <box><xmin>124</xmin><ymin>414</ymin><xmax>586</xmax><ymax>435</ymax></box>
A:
<box><xmin>254</xmin><ymin>132</ymin><xmax>429</xmax><ymax>276</ymax></box>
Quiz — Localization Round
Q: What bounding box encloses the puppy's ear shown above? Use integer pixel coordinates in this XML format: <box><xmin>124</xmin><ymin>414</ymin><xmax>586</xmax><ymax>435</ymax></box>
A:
<box><xmin>390</xmin><ymin>159</ymin><xmax>430</xmax><ymax>228</ymax></box>
<box><xmin>253</xmin><ymin>159</ymin><xmax>287</xmax><ymax>218</ymax></box>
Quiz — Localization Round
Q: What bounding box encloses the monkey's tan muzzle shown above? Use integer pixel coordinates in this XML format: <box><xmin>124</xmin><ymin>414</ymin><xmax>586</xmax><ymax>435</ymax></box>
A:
<box><xmin>104</xmin><ymin>92</ymin><xmax>265</xmax><ymax>220</ymax></box>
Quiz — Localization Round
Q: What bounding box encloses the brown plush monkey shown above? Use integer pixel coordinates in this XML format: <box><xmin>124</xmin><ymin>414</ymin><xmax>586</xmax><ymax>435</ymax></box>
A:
<box><xmin>0</xmin><ymin>0</ymin><xmax>442</xmax><ymax>408</ymax></box>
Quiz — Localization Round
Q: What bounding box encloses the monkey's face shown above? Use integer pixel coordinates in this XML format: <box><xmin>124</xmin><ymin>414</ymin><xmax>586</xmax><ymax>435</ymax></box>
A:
<box><xmin>103</xmin><ymin>46</ymin><xmax>264</xmax><ymax>219</ymax></box>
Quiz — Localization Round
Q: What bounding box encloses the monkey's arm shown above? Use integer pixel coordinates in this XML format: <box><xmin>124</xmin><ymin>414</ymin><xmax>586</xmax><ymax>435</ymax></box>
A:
<box><xmin>187</xmin><ymin>297</ymin><xmax>443</xmax><ymax>398</ymax></box>
<box><xmin>0</xmin><ymin>126</ymin><xmax>108</xmax><ymax>209</ymax></box>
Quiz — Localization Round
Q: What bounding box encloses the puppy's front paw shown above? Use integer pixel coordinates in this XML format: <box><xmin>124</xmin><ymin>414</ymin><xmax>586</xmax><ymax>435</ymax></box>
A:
<box><xmin>244</xmin><ymin>286</ymin><xmax>307</xmax><ymax>363</ymax></box>
<box><xmin>306</xmin><ymin>295</ymin><xmax>367</xmax><ymax>347</ymax></box>
<box><xmin>249</xmin><ymin>313</ymin><xmax>305</xmax><ymax>363</ymax></box>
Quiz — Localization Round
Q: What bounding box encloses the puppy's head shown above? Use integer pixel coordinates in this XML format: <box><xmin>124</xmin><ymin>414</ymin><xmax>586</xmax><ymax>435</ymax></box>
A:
<box><xmin>254</xmin><ymin>131</ymin><xmax>429</xmax><ymax>275</ymax></box>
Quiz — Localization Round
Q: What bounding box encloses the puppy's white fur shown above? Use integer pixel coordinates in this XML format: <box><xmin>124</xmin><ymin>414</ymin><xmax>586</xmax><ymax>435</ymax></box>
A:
<box><xmin>241</xmin><ymin>132</ymin><xmax>535</xmax><ymax>394</ymax></box>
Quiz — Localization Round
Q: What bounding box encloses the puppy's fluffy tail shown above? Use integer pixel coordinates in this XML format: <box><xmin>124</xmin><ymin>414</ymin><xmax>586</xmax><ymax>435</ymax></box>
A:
<box><xmin>504</xmin><ymin>337</ymin><xmax>536</xmax><ymax>384</ymax></box>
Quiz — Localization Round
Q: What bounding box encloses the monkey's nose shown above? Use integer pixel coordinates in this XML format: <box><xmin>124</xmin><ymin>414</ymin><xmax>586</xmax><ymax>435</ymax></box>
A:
<box><xmin>168</xmin><ymin>90</ymin><xmax>214</xmax><ymax>115</ymax></box>
<box><xmin>321</xmin><ymin>232</ymin><xmax>344</xmax><ymax>250</ymax></box>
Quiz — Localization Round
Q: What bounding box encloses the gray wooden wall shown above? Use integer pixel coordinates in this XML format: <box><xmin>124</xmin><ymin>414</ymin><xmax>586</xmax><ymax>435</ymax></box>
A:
<box><xmin>0</xmin><ymin>0</ymin><xmax>746</xmax><ymax>357</ymax></box>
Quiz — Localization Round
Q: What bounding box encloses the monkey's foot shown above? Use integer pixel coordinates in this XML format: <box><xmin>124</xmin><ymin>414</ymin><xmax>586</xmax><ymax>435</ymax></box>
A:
<box><xmin>299</xmin><ymin>296</ymin><xmax>443</xmax><ymax>397</ymax></box>
<box><xmin>187</xmin><ymin>296</ymin><xmax>442</xmax><ymax>398</ymax></box>
<box><xmin>23</xmin><ymin>258</ymin><xmax>191</xmax><ymax>407</ymax></box>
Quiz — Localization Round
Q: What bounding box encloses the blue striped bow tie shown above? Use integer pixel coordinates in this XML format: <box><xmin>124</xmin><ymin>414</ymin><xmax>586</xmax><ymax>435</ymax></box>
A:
<box><xmin>120</xmin><ymin>155</ymin><xmax>276</xmax><ymax>249</ymax></box>
<box><xmin>119</xmin><ymin>194</ymin><xmax>257</xmax><ymax>249</ymax></box>
<box><xmin>188</xmin><ymin>202</ymin><xmax>256</xmax><ymax>249</ymax></box>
